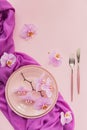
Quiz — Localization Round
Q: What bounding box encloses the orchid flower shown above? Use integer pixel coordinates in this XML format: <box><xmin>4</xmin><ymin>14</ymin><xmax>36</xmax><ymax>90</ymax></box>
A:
<box><xmin>20</xmin><ymin>24</ymin><xmax>37</xmax><ymax>40</ymax></box>
<box><xmin>41</xmin><ymin>78</ymin><xmax>52</xmax><ymax>97</ymax></box>
<box><xmin>14</xmin><ymin>86</ymin><xmax>29</xmax><ymax>96</ymax></box>
<box><xmin>48</xmin><ymin>51</ymin><xmax>62</xmax><ymax>67</ymax></box>
<box><xmin>0</xmin><ymin>52</ymin><xmax>16</xmax><ymax>67</ymax></box>
<box><xmin>35</xmin><ymin>73</ymin><xmax>45</xmax><ymax>92</ymax></box>
<box><xmin>60</xmin><ymin>111</ymin><xmax>72</xmax><ymax>125</ymax></box>
<box><xmin>22</xmin><ymin>92</ymin><xmax>36</xmax><ymax>104</ymax></box>
<box><xmin>34</xmin><ymin>97</ymin><xmax>51</xmax><ymax>110</ymax></box>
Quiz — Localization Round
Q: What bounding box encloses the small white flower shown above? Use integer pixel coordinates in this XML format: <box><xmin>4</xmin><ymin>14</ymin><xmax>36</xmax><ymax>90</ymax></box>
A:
<box><xmin>60</xmin><ymin>111</ymin><xmax>72</xmax><ymax>125</ymax></box>
<box><xmin>20</xmin><ymin>24</ymin><xmax>37</xmax><ymax>40</ymax></box>
<box><xmin>0</xmin><ymin>52</ymin><xmax>16</xmax><ymax>67</ymax></box>
<box><xmin>48</xmin><ymin>51</ymin><xmax>62</xmax><ymax>67</ymax></box>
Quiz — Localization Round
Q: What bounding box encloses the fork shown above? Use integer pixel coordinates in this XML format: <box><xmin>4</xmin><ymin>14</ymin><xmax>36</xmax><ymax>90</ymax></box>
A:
<box><xmin>69</xmin><ymin>54</ymin><xmax>75</xmax><ymax>101</ymax></box>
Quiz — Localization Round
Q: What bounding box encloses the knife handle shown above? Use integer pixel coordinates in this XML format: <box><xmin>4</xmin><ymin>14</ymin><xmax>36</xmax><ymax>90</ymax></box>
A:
<box><xmin>77</xmin><ymin>65</ymin><xmax>80</xmax><ymax>94</ymax></box>
<box><xmin>71</xmin><ymin>69</ymin><xmax>73</xmax><ymax>101</ymax></box>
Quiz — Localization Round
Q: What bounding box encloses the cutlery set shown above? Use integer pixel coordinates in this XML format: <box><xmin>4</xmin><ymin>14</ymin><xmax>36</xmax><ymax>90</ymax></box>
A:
<box><xmin>69</xmin><ymin>48</ymin><xmax>80</xmax><ymax>101</ymax></box>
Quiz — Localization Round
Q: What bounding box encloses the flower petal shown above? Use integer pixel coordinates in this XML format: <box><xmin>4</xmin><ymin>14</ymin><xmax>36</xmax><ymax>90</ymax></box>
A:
<box><xmin>48</xmin><ymin>51</ymin><xmax>62</xmax><ymax>67</ymax></box>
<box><xmin>65</xmin><ymin>111</ymin><xmax>72</xmax><ymax>124</ymax></box>
<box><xmin>46</xmin><ymin>89</ymin><xmax>52</xmax><ymax>97</ymax></box>
<box><xmin>20</xmin><ymin>24</ymin><xmax>37</xmax><ymax>40</ymax></box>
<box><xmin>46</xmin><ymin>78</ymin><xmax>51</xmax><ymax>86</ymax></box>
<box><xmin>60</xmin><ymin>112</ymin><xmax>66</xmax><ymax>125</ymax></box>
<box><xmin>8</xmin><ymin>53</ymin><xmax>16</xmax><ymax>64</ymax></box>
<box><xmin>0</xmin><ymin>52</ymin><xmax>9</xmax><ymax>67</ymax></box>
<box><xmin>35</xmin><ymin>83</ymin><xmax>41</xmax><ymax>92</ymax></box>
<box><xmin>34</xmin><ymin>97</ymin><xmax>51</xmax><ymax>110</ymax></box>
<box><xmin>0</xmin><ymin>52</ymin><xmax>16</xmax><ymax>67</ymax></box>
<box><xmin>35</xmin><ymin>73</ymin><xmax>45</xmax><ymax>92</ymax></box>
<box><xmin>60</xmin><ymin>111</ymin><xmax>73</xmax><ymax>125</ymax></box>
<box><xmin>14</xmin><ymin>86</ymin><xmax>29</xmax><ymax>96</ymax></box>
<box><xmin>21</xmin><ymin>92</ymin><xmax>36</xmax><ymax>104</ymax></box>
<box><xmin>20</xmin><ymin>25</ymin><xmax>28</xmax><ymax>39</ymax></box>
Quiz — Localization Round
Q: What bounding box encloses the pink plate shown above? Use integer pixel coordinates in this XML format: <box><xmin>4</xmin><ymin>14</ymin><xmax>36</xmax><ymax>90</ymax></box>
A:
<box><xmin>5</xmin><ymin>65</ymin><xmax>58</xmax><ymax>118</ymax></box>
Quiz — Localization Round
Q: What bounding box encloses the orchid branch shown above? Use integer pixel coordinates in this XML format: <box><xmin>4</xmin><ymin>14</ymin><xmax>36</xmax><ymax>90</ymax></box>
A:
<box><xmin>21</xmin><ymin>72</ymin><xmax>35</xmax><ymax>91</ymax></box>
<box><xmin>21</xmin><ymin>72</ymin><xmax>43</xmax><ymax>97</ymax></box>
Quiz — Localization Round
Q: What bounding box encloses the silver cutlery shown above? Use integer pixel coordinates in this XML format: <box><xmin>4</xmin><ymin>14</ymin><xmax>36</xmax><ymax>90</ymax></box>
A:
<box><xmin>76</xmin><ymin>48</ymin><xmax>80</xmax><ymax>94</ymax></box>
<box><xmin>69</xmin><ymin>54</ymin><xmax>75</xmax><ymax>101</ymax></box>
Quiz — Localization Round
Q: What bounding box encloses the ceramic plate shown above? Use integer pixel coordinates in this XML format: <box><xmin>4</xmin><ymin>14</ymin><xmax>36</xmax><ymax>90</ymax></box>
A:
<box><xmin>5</xmin><ymin>65</ymin><xmax>58</xmax><ymax>118</ymax></box>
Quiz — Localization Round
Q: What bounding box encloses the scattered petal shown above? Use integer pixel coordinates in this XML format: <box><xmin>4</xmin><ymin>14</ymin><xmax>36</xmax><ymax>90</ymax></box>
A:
<box><xmin>34</xmin><ymin>97</ymin><xmax>51</xmax><ymax>110</ymax></box>
<box><xmin>20</xmin><ymin>24</ymin><xmax>37</xmax><ymax>40</ymax></box>
<box><xmin>60</xmin><ymin>111</ymin><xmax>72</xmax><ymax>125</ymax></box>
<box><xmin>0</xmin><ymin>52</ymin><xmax>16</xmax><ymax>67</ymax></box>
<box><xmin>48</xmin><ymin>51</ymin><xmax>62</xmax><ymax>67</ymax></box>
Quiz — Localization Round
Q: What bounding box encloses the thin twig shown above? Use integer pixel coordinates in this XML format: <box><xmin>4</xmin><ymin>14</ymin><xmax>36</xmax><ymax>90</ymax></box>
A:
<box><xmin>38</xmin><ymin>91</ymin><xmax>44</xmax><ymax>97</ymax></box>
<box><xmin>21</xmin><ymin>72</ymin><xmax>35</xmax><ymax>91</ymax></box>
<box><xmin>21</xmin><ymin>72</ymin><xmax>44</xmax><ymax>97</ymax></box>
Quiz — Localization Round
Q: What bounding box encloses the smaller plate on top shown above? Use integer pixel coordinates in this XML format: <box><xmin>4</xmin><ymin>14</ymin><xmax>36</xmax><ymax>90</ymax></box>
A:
<box><xmin>5</xmin><ymin>65</ymin><xmax>58</xmax><ymax>118</ymax></box>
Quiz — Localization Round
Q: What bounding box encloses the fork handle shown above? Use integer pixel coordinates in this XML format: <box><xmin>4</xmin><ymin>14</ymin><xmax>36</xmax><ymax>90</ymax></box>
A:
<box><xmin>71</xmin><ymin>69</ymin><xmax>73</xmax><ymax>101</ymax></box>
<box><xmin>77</xmin><ymin>65</ymin><xmax>80</xmax><ymax>94</ymax></box>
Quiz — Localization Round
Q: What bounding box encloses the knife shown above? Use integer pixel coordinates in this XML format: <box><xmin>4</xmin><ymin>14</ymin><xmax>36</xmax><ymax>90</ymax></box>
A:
<box><xmin>76</xmin><ymin>48</ymin><xmax>80</xmax><ymax>94</ymax></box>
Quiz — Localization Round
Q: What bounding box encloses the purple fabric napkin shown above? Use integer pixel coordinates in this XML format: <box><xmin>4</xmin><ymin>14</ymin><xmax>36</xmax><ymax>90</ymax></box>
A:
<box><xmin>0</xmin><ymin>0</ymin><xmax>75</xmax><ymax>130</ymax></box>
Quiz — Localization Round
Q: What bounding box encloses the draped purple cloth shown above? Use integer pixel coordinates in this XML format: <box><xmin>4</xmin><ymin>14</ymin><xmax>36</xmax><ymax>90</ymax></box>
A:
<box><xmin>0</xmin><ymin>0</ymin><xmax>75</xmax><ymax>130</ymax></box>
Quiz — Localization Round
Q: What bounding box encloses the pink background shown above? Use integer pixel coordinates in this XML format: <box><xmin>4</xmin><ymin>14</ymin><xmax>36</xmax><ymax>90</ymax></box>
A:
<box><xmin>0</xmin><ymin>0</ymin><xmax>87</xmax><ymax>129</ymax></box>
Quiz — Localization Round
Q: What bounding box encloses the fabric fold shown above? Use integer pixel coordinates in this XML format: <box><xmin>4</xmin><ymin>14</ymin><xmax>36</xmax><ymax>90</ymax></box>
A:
<box><xmin>0</xmin><ymin>0</ymin><xmax>15</xmax><ymax>56</ymax></box>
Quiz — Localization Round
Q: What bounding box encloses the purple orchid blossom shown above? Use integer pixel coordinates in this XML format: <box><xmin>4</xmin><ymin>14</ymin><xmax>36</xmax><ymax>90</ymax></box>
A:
<box><xmin>14</xmin><ymin>86</ymin><xmax>29</xmax><ymax>96</ymax></box>
<box><xmin>22</xmin><ymin>92</ymin><xmax>36</xmax><ymax>104</ymax></box>
<box><xmin>60</xmin><ymin>111</ymin><xmax>73</xmax><ymax>126</ymax></box>
<box><xmin>34</xmin><ymin>97</ymin><xmax>51</xmax><ymax>110</ymax></box>
<box><xmin>20</xmin><ymin>24</ymin><xmax>37</xmax><ymax>40</ymax></box>
<box><xmin>48</xmin><ymin>51</ymin><xmax>62</xmax><ymax>67</ymax></box>
<box><xmin>0</xmin><ymin>52</ymin><xmax>16</xmax><ymax>67</ymax></box>
<box><xmin>35</xmin><ymin>73</ymin><xmax>45</xmax><ymax>92</ymax></box>
<box><xmin>41</xmin><ymin>78</ymin><xmax>52</xmax><ymax>98</ymax></box>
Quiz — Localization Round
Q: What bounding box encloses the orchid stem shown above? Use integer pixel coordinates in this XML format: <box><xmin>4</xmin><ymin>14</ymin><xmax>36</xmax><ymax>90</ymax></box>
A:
<box><xmin>21</xmin><ymin>72</ymin><xmax>35</xmax><ymax>91</ymax></box>
<box><xmin>21</xmin><ymin>72</ymin><xmax>44</xmax><ymax>97</ymax></box>
<box><xmin>38</xmin><ymin>91</ymin><xmax>44</xmax><ymax>97</ymax></box>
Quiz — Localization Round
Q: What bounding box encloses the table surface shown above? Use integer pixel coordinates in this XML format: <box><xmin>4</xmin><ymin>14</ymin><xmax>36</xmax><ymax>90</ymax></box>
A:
<box><xmin>0</xmin><ymin>0</ymin><xmax>87</xmax><ymax>130</ymax></box>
